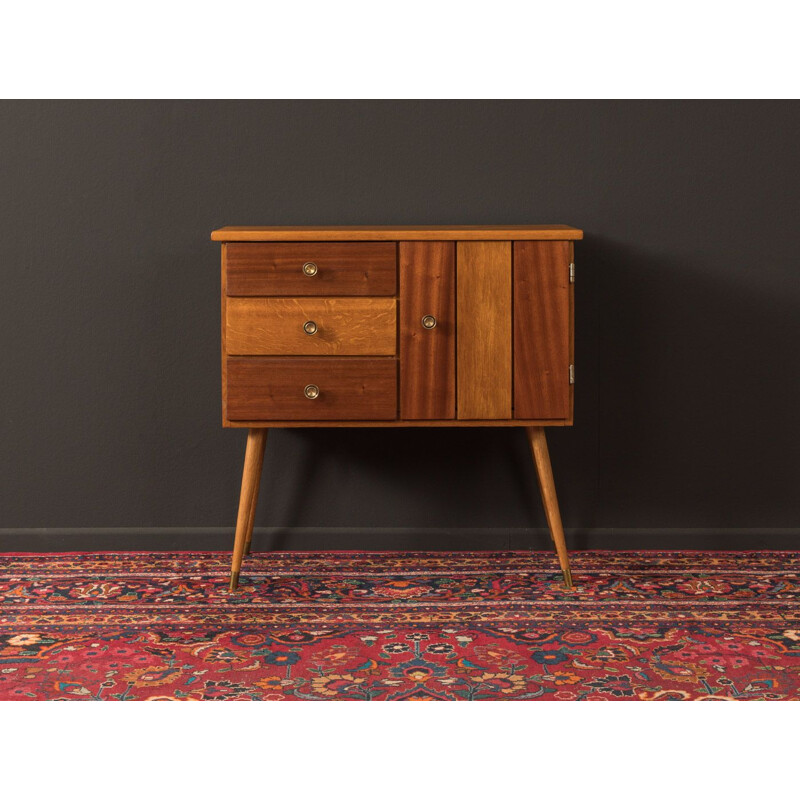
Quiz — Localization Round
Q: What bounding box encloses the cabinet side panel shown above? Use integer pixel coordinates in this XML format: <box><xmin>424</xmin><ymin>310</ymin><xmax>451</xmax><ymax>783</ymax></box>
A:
<box><xmin>456</xmin><ymin>241</ymin><xmax>512</xmax><ymax>419</ymax></box>
<box><xmin>513</xmin><ymin>240</ymin><xmax>571</xmax><ymax>419</ymax></box>
<box><xmin>221</xmin><ymin>244</ymin><xmax>228</xmax><ymax>425</ymax></box>
<box><xmin>399</xmin><ymin>242</ymin><xmax>456</xmax><ymax>419</ymax></box>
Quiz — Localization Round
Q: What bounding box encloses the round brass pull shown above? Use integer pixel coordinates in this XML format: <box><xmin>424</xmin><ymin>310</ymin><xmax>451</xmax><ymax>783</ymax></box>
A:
<box><xmin>304</xmin><ymin>384</ymin><xmax>320</xmax><ymax>400</ymax></box>
<box><xmin>302</xmin><ymin>261</ymin><xmax>318</xmax><ymax>277</ymax></box>
<box><xmin>303</xmin><ymin>320</ymin><xmax>318</xmax><ymax>336</ymax></box>
<box><xmin>421</xmin><ymin>315</ymin><xmax>437</xmax><ymax>330</ymax></box>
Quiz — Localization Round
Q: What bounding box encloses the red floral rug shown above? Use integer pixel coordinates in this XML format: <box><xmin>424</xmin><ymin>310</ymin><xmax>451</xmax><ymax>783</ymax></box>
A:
<box><xmin>1</xmin><ymin>551</ymin><xmax>798</xmax><ymax>700</ymax></box>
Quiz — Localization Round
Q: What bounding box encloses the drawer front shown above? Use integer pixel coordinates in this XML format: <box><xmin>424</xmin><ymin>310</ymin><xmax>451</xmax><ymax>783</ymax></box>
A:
<box><xmin>226</xmin><ymin>357</ymin><xmax>397</xmax><ymax>420</ymax></box>
<box><xmin>226</xmin><ymin>297</ymin><xmax>396</xmax><ymax>356</ymax></box>
<box><xmin>226</xmin><ymin>242</ymin><xmax>397</xmax><ymax>296</ymax></box>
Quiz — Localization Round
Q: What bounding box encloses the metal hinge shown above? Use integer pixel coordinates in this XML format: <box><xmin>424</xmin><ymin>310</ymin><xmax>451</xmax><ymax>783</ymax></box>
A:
<box><xmin>569</xmin><ymin>262</ymin><xmax>575</xmax><ymax>283</ymax></box>
<box><xmin>569</xmin><ymin>364</ymin><xmax>575</xmax><ymax>384</ymax></box>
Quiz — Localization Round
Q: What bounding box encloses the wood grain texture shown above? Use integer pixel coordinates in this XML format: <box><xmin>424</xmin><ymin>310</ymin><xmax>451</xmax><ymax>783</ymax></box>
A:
<box><xmin>226</xmin><ymin>242</ymin><xmax>396</xmax><ymax>296</ymax></box>
<box><xmin>213</xmin><ymin>225</ymin><xmax>583</xmax><ymax>242</ymax></box>
<box><xmin>226</xmin><ymin>297</ymin><xmax>396</xmax><ymax>356</ymax></box>
<box><xmin>513</xmin><ymin>241</ymin><xmax>571</xmax><ymax>419</ymax></box>
<box><xmin>569</xmin><ymin>241</ymin><xmax>575</xmax><ymax>423</ymax></box>
<box><xmin>226</xmin><ymin>357</ymin><xmax>397</xmax><ymax>421</ymax></box>
<box><xmin>456</xmin><ymin>241</ymin><xmax>512</xmax><ymax>419</ymax></box>
<box><xmin>399</xmin><ymin>242</ymin><xmax>455</xmax><ymax>419</ymax></box>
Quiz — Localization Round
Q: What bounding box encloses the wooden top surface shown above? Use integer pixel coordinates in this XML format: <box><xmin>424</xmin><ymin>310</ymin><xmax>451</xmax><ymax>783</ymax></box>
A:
<box><xmin>211</xmin><ymin>225</ymin><xmax>583</xmax><ymax>242</ymax></box>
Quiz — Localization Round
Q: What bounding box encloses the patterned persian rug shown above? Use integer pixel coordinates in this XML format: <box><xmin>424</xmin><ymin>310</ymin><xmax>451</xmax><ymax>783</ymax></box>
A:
<box><xmin>0</xmin><ymin>551</ymin><xmax>798</xmax><ymax>700</ymax></box>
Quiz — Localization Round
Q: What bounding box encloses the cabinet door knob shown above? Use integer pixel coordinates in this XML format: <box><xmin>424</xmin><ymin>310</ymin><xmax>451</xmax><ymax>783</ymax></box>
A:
<box><xmin>304</xmin><ymin>384</ymin><xmax>320</xmax><ymax>400</ymax></box>
<box><xmin>421</xmin><ymin>315</ymin><xmax>437</xmax><ymax>330</ymax></box>
<box><xmin>303</xmin><ymin>320</ymin><xmax>318</xmax><ymax>336</ymax></box>
<box><xmin>302</xmin><ymin>261</ymin><xmax>318</xmax><ymax>276</ymax></box>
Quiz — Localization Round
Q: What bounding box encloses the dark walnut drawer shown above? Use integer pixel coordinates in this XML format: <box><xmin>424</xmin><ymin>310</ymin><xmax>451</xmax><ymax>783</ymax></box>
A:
<box><xmin>226</xmin><ymin>297</ymin><xmax>396</xmax><ymax>356</ymax></box>
<box><xmin>226</xmin><ymin>357</ymin><xmax>397</xmax><ymax>421</ymax></box>
<box><xmin>225</xmin><ymin>242</ymin><xmax>397</xmax><ymax>296</ymax></box>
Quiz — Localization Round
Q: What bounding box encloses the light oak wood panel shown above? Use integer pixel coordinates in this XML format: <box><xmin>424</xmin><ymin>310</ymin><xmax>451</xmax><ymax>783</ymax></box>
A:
<box><xmin>226</xmin><ymin>357</ymin><xmax>397</xmax><ymax>421</ymax></box>
<box><xmin>213</xmin><ymin>225</ymin><xmax>583</xmax><ymax>242</ymax></box>
<box><xmin>456</xmin><ymin>241</ymin><xmax>512</xmax><ymax>419</ymax></box>
<box><xmin>226</xmin><ymin>242</ymin><xmax>396</xmax><ymax>296</ymax></box>
<box><xmin>399</xmin><ymin>242</ymin><xmax>455</xmax><ymax>419</ymax></box>
<box><xmin>226</xmin><ymin>297</ymin><xmax>396</xmax><ymax>356</ymax></box>
<box><xmin>513</xmin><ymin>241</ymin><xmax>571</xmax><ymax>419</ymax></box>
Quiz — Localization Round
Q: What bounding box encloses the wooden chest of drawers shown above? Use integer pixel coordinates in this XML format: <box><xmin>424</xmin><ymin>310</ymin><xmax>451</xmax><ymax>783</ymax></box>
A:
<box><xmin>212</xmin><ymin>225</ymin><xmax>583</xmax><ymax>589</ymax></box>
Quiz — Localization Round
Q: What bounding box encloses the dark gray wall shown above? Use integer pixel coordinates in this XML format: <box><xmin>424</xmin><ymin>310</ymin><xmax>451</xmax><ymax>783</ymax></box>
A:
<box><xmin>1</xmin><ymin>101</ymin><xmax>798</xmax><ymax>538</ymax></box>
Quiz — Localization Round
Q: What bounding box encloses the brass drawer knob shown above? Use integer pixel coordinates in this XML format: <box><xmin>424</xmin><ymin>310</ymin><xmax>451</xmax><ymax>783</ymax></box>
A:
<box><xmin>302</xmin><ymin>261</ymin><xmax>318</xmax><ymax>277</ymax></box>
<box><xmin>421</xmin><ymin>314</ymin><xmax>437</xmax><ymax>330</ymax></box>
<box><xmin>304</xmin><ymin>384</ymin><xmax>320</xmax><ymax>400</ymax></box>
<box><xmin>303</xmin><ymin>320</ymin><xmax>318</xmax><ymax>336</ymax></box>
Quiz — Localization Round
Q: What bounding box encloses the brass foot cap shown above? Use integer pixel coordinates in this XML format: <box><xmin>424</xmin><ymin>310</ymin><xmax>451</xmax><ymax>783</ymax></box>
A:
<box><xmin>563</xmin><ymin>568</ymin><xmax>574</xmax><ymax>589</ymax></box>
<box><xmin>229</xmin><ymin>571</ymin><xmax>240</xmax><ymax>592</ymax></box>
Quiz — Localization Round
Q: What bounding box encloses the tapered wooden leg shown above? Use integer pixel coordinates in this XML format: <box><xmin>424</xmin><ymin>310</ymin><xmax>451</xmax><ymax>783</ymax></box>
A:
<box><xmin>230</xmin><ymin>428</ymin><xmax>268</xmax><ymax>591</ymax></box>
<box><xmin>525</xmin><ymin>427</ymin><xmax>574</xmax><ymax>589</ymax></box>
<box><xmin>243</xmin><ymin>430</ymin><xmax>269</xmax><ymax>556</ymax></box>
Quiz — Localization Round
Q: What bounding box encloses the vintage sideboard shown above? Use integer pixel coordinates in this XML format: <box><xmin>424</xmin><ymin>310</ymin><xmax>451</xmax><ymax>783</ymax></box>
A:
<box><xmin>211</xmin><ymin>225</ymin><xmax>583</xmax><ymax>590</ymax></box>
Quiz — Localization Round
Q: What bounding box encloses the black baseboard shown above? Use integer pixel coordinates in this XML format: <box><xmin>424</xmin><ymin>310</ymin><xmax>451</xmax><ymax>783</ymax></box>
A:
<box><xmin>1</xmin><ymin>527</ymin><xmax>798</xmax><ymax>552</ymax></box>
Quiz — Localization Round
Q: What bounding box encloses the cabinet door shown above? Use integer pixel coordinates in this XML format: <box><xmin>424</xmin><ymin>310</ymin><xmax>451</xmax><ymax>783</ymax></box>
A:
<box><xmin>514</xmin><ymin>240</ymin><xmax>571</xmax><ymax>419</ymax></box>
<box><xmin>399</xmin><ymin>242</ymin><xmax>455</xmax><ymax>419</ymax></box>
